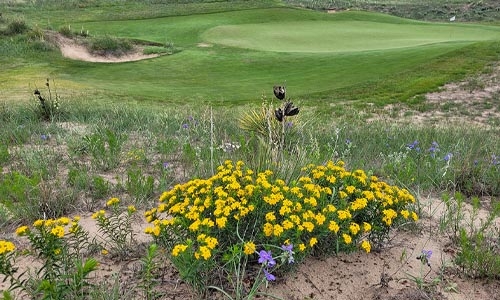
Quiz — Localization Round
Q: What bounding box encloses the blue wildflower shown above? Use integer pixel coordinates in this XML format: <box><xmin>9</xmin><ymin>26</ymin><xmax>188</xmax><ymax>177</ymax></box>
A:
<box><xmin>417</xmin><ymin>250</ymin><xmax>432</xmax><ymax>266</ymax></box>
<box><xmin>444</xmin><ymin>153</ymin><xmax>452</xmax><ymax>162</ymax></box>
<box><xmin>428</xmin><ymin>141</ymin><xmax>439</xmax><ymax>157</ymax></box>
<box><xmin>281</xmin><ymin>244</ymin><xmax>294</xmax><ymax>263</ymax></box>
<box><xmin>407</xmin><ymin>140</ymin><xmax>420</xmax><ymax>152</ymax></box>
<box><xmin>258</xmin><ymin>250</ymin><xmax>276</xmax><ymax>267</ymax></box>
<box><xmin>263</xmin><ymin>268</ymin><xmax>276</xmax><ymax>281</ymax></box>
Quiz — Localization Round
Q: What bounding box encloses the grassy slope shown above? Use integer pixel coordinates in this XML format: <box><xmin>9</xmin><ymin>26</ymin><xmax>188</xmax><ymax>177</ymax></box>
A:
<box><xmin>1</xmin><ymin>3</ymin><xmax>500</xmax><ymax>113</ymax></box>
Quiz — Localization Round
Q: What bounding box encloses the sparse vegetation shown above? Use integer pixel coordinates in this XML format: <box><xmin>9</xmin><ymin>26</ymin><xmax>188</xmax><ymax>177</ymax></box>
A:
<box><xmin>0</xmin><ymin>0</ymin><xmax>499</xmax><ymax>299</ymax></box>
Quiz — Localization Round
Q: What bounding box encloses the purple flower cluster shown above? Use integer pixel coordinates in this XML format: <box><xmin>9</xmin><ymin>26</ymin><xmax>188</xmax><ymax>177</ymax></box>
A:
<box><xmin>258</xmin><ymin>250</ymin><xmax>276</xmax><ymax>281</ymax></box>
<box><xmin>258</xmin><ymin>244</ymin><xmax>295</xmax><ymax>282</ymax></box>
<box><xmin>428</xmin><ymin>141</ymin><xmax>439</xmax><ymax>157</ymax></box>
<box><xmin>407</xmin><ymin>140</ymin><xmax>420</xmax><ymax>152</ymax></box>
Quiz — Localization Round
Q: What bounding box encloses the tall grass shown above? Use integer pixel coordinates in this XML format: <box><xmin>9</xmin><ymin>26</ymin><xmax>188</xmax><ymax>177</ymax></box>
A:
<box><xmin>1</xmin><ymin>99</ymin><xmax>498</xmax><ymax>223</ymax></box>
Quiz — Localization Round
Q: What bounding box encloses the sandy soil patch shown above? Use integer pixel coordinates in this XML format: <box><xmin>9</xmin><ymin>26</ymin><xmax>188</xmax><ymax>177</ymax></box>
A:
<box><xmin>50</xmin><ymin>33</ymin><xmax>159</xmax><ymax>63</ymax></box>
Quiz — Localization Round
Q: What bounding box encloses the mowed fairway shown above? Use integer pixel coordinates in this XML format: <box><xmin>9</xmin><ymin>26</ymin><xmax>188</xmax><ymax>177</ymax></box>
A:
<box><xmin>3</xmin><ymin>7</ymin><xmax>500</xmax><ymax>107</ymax></box>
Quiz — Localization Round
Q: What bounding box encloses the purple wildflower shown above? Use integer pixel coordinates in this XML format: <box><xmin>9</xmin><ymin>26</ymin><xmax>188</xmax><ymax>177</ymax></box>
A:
<box><xmin>346</xmin><ymin>139</ymin><xmax>351</xmax><ymax>145</ymax></box>
<box><xmin>263</xmin><ymin>268</ymin><xmax>276</xmax><ymax>281</ymax></box>
<box><xmin>41</xmin><ymin>134</ymin><xmax>48</xmax><ymax>140</ymax></box>
<box><xmin>182</xmin><ymin>123</ymin><xmax>189</xmax><ymax>129</ymax></box>
<box><xmin>428</xmin><ymin>141</ymin><xmax>439</xmax><ymax>157</ymax></box>
<box><xmin>281</xmin><ymin>244</ymin><xmax>295</xmax><ymax>263</ymax></box>
<box><xmin>444</xmin><ymin>153</ymin><xmax>453</xmax><ymax>162</ymax></box>
<box><xmin>285</xmin><ymin>121</ymin><xmax>293</xmax><ymax>128</ymax></box>
<box><xmin>492</xmin><ymin>154</ymin><xmax>499</xmax><ymax>166</ymax></box>
<box><xmin>258</xmin><ymin>250</ymin><xmax>276</xmax><ymax>267</ymax></box>
<box><xmin>417</xmin><ymin>250</ymin><xmax>432</xmax><ymax>266</ymax></box>
<box><xmin>407</xmin><ymin>140</ymin><xmax>419</xmax><ymax>150</ymax></box>
<box><xmin>162</xmin><ymin>162</ymin><xmax>169</xmax><ymax>169</ymax></box>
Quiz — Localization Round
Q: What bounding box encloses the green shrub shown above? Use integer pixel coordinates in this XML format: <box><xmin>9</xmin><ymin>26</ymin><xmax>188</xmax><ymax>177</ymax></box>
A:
<box><xmin>4</xmin><ymin>19</ymin><xmax>29</xmax><ymax>35</ymax></box>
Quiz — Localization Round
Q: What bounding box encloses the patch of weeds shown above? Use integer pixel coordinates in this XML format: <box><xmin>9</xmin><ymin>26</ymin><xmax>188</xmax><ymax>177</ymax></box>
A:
<box><xmin>439</xmin><ymin>192</ymin><xmax>465</xmax><ymax>241</ymax></box>
<box><xmin>455</xmin><ymin>197</ymin><xmax>500</xmax><ymax>278</ymax></box>
<box><xmin>454</xmin><ymin>155</ymin><xmax>500</xmax><ymax>197</ymax></box>
<box><xmin>3</xmin><ymin>19</ymin><xmax>28</xmax><ymax>35</ymax></box>
<box><xmin>58</xmin><ymin>25</ymin><xmax>73</xmax><ymax>37</ymax></box>
<box><xmin>92</xmin><ymin>198</ymin><xmax>137</xmax><ymax>258</ymax></box>
<box><xmin>33</xmin><ymin>78</ymin><xmax>63</xmax><ymax>122</ymax></box>
<box><xmin>88</xmin><ymin>35</ymin><xmax>133</xmax><ymax>56</ymax></box>
<box><xmin>12</xmin><ymin>146</ymin><xmax>60</xmax><ymax>180</ymax></box>
<box><xmin>138</xmin><ymin>244</ymin><xmax>163</xmax><ymax>300</ymax></box>
<box><xmin>58</xmin><ymin>24</ymin><xmax>90</xmax><ymax>38</ymax></box>
<box><xmin>91</xmin><ymin>175</ymin><xmax>111</xmax><ymax>200</ymax></box>
<box><xmin>0</xmin><ymin>172</ymin><xmax>41</xmax><ymax>222</ymax></box>
<box><xmin>143</xmin><ymin>41</ymin><xmax>178</xmax><ymax>55</ymax></box>
<box><xmin>126</xmin><ymin>167</ymin><xmax>155</xmax><ymax>207</ymax></box>
<box><xmin>0</xmin><ymin>143</ymin><xmax>10</xmax><ymax>165</ymax></box>
<box><xmin>82</xmin><ymin>128</ymin><xmax>126</xmax><ymax>171</ymax></box>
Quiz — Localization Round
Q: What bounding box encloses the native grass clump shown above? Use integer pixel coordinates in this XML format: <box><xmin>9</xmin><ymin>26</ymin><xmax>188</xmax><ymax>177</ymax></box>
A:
<box><xmin>144</xmin><ymin>159</ymin><xmax>418</xmax><ymax>297</ymax></box>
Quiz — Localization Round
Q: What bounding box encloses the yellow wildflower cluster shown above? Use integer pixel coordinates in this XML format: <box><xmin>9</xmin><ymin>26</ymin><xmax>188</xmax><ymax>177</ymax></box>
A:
<box><xmin>146</xmin><ymin>160</ymin><xmax>418</xmax><ymax>262</ymax></box>
<box><xmin>0</xmin><ymin>240</ymin><xmax>15</xmax><ymax>255</ymax></box>
<box><xmin>106</xmin><ymin>197</ymin><xmax>120</xmax><ymax>207</ymax></box>
<box><xmin>16</xmin><ymin>217</ymin><xmax>76</xmax><ymax>238</ymax></box>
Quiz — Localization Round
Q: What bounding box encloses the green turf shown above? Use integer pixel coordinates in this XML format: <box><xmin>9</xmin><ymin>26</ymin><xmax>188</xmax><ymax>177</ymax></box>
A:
<box><xmin>1</xmin><ymin>6</ymin><xmax>500</xmax><ymax>111</ymax></box>
<box><xmin>202</xmin><ymin>21</ymin><xmax>500</xmax><ymax>53</ymax></box>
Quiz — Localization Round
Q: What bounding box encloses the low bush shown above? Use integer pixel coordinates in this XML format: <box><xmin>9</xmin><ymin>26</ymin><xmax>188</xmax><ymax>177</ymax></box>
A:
<box><xmin>144</xmin><ymin>159</ymin><xmax>418</xmax><ymax>297</ymax></box>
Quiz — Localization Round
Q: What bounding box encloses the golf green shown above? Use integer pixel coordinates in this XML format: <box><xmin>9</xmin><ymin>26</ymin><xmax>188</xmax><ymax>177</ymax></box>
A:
<box><xmin>202</xmin><ymin>20</ymin><xmax>500</xmax><ymax>53</ymax></box>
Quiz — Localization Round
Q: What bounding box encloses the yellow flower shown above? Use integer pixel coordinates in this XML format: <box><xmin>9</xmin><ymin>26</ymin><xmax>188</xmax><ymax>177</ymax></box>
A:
<box><xmin>92</xmin><ymin>210</ymin><xmax>105</xmax><ymax>220</ymax></box>
<box><xmin>342</xmin><ymin>233</ymin><xmax>352</xmax><ymax>245</ymax></box>
<box><xmin>282</xmin><ymin>220</ymin><xmax>294</xmax><ymax>230</ymax></box>
<box><xmin>263</xmin><ymin>223</ymin><xmax>273</xmax><ymax>237</ymax></box>
<box><xmin>127</xmin><ymin>205</ymin><xmax>136</xmax><ymax>214</ymax></box>
<box><xmin>72</xmin><ymin>216</ymin><xmax>81</xmax><ymax>222</ymax></box>
<box><xmin>56</xmin><ymin>217</ymin><xmax>70</xmax><ymax>226</ymax></box>
<box><xmin>382</xmin><ymin>209</ymin><xmax>398</xmax><ymax>226</ymax></box>
<box><xmin>400</xmin><ymin>210</ymin><xmax>410</xmax><ymax>219</ymax></box>
<box><xmin>106</xmin><ymin>197</ymin><xmax>120</xmax><ymax>207</ymax></box>
<box><xmin>54</xmin><ymin>248</ymin><xmax>61</xmax><ymax>255</ymax></box>
<box><xmin>363</xmin><ymin>222</ymin><xmax>372</xmax><ymax>232</ymax></box>
<box><xmin>243</xmin><ymin>242</ymin><xmax>256</xmax><ymax>255</ymax></box>
<box><xmin>198</xmin><ymin>246</ymin><xmax>211</xmax><ymax>260</ymax></box>
<box><xmin>172</xmin><ymin>244</ymin><xmax>188</xmax><ymax>257</ymax></box>
<box><xmin>265</xmin><ymin>212</ymin><xmax>276</xmax><ymax>222</ymax></box>
<box><xmin>309</xmin><ymin>237</ymin><xmax>318</xmax><ymax>247</ymax></box>
<box><xmin>33</xmin><ymin>219</ymin><xmax>44</xmax><ymax>227</ymax></box>
<box><xmin>315</xmin><ymin>213</ymin><xmax>326</xmax><ymax>225</ymax></box>
<box><xmin>328</xmin><ymin>221</ymin><xmax>340</xmax><ymax>233</ymax></box>
<box><xmin>302</xmin><ymin>221</ymin><xmax>315</xmax><ymax>232</ymax></box>
<box><xmin>349</xmin><ymin>222</ymin><xmax>360</xmax><ymax>235</ymax></box>
<box><xmin>0</xmin><ymin>240</ymin><xmax>15</xmax><ymax>255</ymax></box>
<box><xmin>345</xmin><ymin>186</ymin><xmax>356</xmax><ymax>194</ymax></box>
<box><xmin>411</xmin><ymin>212</ymin><xmax>419</xmax><ymax>221</ymax></box>
<box><xmin>298</xmin><ymin>243</ymin><xmax>306</xmax><ymax>252</ymax></box>
<box><xmin>50</xmin><ymin>226</ymin><xmax>65</xmax><ymax>238</ymax></box>
<box><xmin>205</xmin><ymin>237</ymin><xmax>218</xmax><ymax>249</ymax></box>
<box><xmin>273</xmin><ymin>224</ymin><xmax>284</xmax><ymax>237</ymax></box>
<box><xmin>101</xmin><ymin>249</ymin><xmax>109</xmax><ymax>255</ymax></box>
<box><xmin>15</xmin><ymin>226</ymin><xmax>29</xmax><ymax>236</ymax></box>
<box><xmin>216</xmin><ymin>217</ymin><xmax>227</xmax><ymax>228</ymax></box>
<box><xmin>351</xmin><ymin>198</ymin><xmax>368</xmax><ymax>211</ymax></box>
<box><xmin>339</xmin><ymin>191</ymin><xmax>348</xmax><ymax>199</ymax></box>
<box><xmin>361</xmin><ymin>240</ymin><xmax>371</xmax><ymax>253</ymax></box>
<box><xmin>337</xmin><ymin>210</ymin><xmax>352</xmax><ymax>220</ymax></box>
